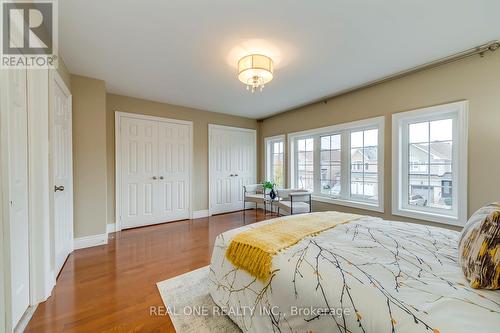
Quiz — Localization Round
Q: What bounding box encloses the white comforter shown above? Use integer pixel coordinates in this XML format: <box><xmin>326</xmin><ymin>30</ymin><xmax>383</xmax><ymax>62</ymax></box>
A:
<box><xmin>208</xmin><ymin>214</ymin><xmax>500</xmax><ymax>333</ymax></box>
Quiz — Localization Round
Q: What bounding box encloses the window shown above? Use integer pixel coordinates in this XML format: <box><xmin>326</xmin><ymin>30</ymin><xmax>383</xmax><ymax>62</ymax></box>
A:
<box><xmin>297</xmin><ymin>138</ymin><xmax>314</xmax><ymax>190</ymax></box>
<box><xmin>288</xmin><ymin>117</ymin><xmax>384</xmax><ymax>212</ymax></box>
<box><xmin>320</xmin><ymin>134</ymin><xmax>341</xmax><ymax>196</ymax></box>
<box><xmin>350</xmin><ymin>129</ymin><xmax>379</xmax><ymax>201</ymax></box>
<box><xmin>265</xmin><ymin>135</ymin><xmax>285</xmax><ymax>188</ymax></box>
<box><xmin>392</xmin><ymin>101</ymin><xmax>468</xmax><ymax>226</ymax></box>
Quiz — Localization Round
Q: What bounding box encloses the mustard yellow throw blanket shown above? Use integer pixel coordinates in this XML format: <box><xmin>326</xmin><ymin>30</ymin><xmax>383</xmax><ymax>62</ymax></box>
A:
<box><xmin>225</xmin><ymin>211</ymin><xmax>363</xmax><ymax>281</ymax></box>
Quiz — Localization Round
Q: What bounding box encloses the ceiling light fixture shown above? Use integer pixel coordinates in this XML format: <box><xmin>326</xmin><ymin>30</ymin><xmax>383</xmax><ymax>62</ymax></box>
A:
<box><xmin>238</xmin><ymin>54</ymin><xmax>273</xmax><ymax>93</ymax></box>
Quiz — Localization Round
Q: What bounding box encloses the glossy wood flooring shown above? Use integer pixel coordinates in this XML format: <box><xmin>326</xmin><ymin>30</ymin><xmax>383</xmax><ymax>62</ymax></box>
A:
<box><xmin>26</xmin><ymin>209</ymin><xmax>273</xmax><ymax>332</ymax></box>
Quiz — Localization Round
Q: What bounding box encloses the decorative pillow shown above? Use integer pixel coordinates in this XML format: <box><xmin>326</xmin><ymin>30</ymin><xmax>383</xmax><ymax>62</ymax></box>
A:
<box><xmin>458</xmin><ymin>203</ymin><xmax>500</xmax><ymax>289</ymax></box>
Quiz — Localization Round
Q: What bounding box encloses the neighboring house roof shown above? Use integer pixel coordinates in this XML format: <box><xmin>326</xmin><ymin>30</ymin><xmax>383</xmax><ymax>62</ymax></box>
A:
<box><xmin>363</xmin><ymin>148</ymin><xmax>378</xmax><ymax>161</ymax></box>
<box><xmin>351</xmin><ymin>148</ymin><xmax>377</xmax><ymax>163</ymax></box>
<box><xmin>411</xmin><ymin>142</ymin><xmax>452</xmax><ymax>162</ymax></box>
<box><xmin>326</xmin><ymin>144</ymin><xmax>450</xmax><ymax>164</ymax></box>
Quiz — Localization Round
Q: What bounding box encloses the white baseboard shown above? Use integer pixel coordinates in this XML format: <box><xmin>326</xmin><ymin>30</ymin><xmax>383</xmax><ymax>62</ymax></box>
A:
<box><xmin>73</xmin><ymin>233</ymin><xmax>108</xmax><ymax>250</ymax></box>
<box><xmin>106</xmin><ymin>223</ymin><xmax>116</xmax><ymax>233</ymax></box>
<box><xmin>192</xmin><ymin>209</ymin><xmax>209</xmax><ymax>219</ymax></box>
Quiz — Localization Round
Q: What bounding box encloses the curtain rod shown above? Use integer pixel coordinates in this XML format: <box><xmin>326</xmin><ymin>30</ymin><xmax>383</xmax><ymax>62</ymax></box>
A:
<box><xmin>262</xmin><ymin>40</ymin><xmax>500</xmax><ymax>120</ymax></box>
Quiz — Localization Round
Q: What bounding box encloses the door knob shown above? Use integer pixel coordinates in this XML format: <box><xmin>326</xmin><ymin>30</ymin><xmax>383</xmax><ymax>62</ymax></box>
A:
<box><xmin>234</xmin><ymin>174</ymin><xmax>238</xmax><ymax>177</ymax></box>
<box><xmin>54</xmin><ymin>185</ymin><xmax>65</xmax><ymax>192</ymax></box>
<box><xmin>230</xmin><ymin>174</ymin><xmax>234</xmax><ymax>177</ymax></box>
<box><xmin>152</xmin><ymin>176</ymin><xmax>158</xmax><ymax>180</ymax></box>
<box><xmin>159</xmin><ymin>176</ymin><xmax>164</xmax><ymax>180</ymax></box>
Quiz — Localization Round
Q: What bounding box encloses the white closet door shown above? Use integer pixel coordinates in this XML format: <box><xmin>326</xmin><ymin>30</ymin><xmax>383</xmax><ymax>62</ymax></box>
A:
<box><xmin>157</xmin><ymin>122</ymin><xmax>190</xmax><ymax>222</ymax></box>
<box><xmin>51</xmin><ymin>74</ymin><xmax>73</xmax><ymax>276</ymax></box>
<box><xmin>210</xmin><ymin>126</ymin><xmax>256</xmax><ymax>215</ymax></box>
<box><xmin>120</xmin><ymin>117</ymin><xmax>159</xmax><ymax>228</ymax></box>
<box><xmin>119</xmin><ymin>115</ymin><xmax>192</xmax><ymax>229</ymax></box>
<box><xmin>5</xmin><ymin>68</ymin><xmax>30</xmax><ymax>327</ymax></box>
<box><xmin>210</xmin><ymin>127</ymin><xmax>234</xmax><ymax>214</ymax></box>
<box><xmin>231</xmin><ymin>130</ymin><xmax>256</xmax><ymax>209</ymax></box>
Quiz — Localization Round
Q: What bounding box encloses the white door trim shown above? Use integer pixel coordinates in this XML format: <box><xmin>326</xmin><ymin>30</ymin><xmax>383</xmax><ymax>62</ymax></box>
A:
<box><xmin>0</xmin><ymin>72</ymin><xmax>8</xmax><ymax>332</ymax></box>
<box><xmin>115</xmin><ymin>111</ymin><xmax>194</xmax><ymax>231</ymax></box>
<box><xmin>51</xmin><ymin>70</ymin><xmax>72</xmax><ymax>100</ymax></box>
<box><xmin>208</xmin><ymin>124</ymin><xmax>257</xmax><ymax>216</ymax></box>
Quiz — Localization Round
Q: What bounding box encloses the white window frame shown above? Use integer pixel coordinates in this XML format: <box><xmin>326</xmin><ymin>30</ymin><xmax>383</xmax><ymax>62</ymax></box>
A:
<box><xmin>288</xmin><ymin>116</ymin><xmax>385</xmax><ymax>212</ymax></box>
<box><xmin>264</xmin><ymin>135</ymin><xmax>286</xmax><ymax>188</ymax></box>
<box><xmin>392</xmin><ymin>101</ymin><xmax>468</xmax><ymax>226</ymax></box>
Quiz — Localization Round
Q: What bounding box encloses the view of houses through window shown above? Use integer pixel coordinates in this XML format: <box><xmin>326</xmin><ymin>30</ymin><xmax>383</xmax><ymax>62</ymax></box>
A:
<box><xmin>265</xmin><ymin>107</ymin><xmax>462</xmax><ymax>223</ymax></box>
<box><xmin>408</xmin><ymin>119</ymin><xmax>453</xmax><ymax>209</ymax></box>
<box><xmin>392</xmin><ymin>101</ymin><xmax>467</xmax><ymax>225</ymax></box>
<box><xmin>350</xmin><ymin>129</ymin><xmax>379</xmax><ymax>201</ymax></box>
<box><xmin>320</xmin><ymin>134</ymin><xmax>341</xmax><ymax>196</ymax></box>
<box><xmin>297</xmin><ymin>138</ymin><xmax>314</xmax><ymax>191</ymax></box>
<box><xmin>289</xmin><ymin>117</ymin><xmax>384</xmax><ymax>211</ymax></box>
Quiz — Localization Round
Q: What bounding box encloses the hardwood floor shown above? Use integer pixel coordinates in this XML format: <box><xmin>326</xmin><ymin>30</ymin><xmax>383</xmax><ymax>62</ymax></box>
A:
<box><xmin>26</xmin><ymin>209</ymin><xmax>273</xmax><ymax>332</ymax></box>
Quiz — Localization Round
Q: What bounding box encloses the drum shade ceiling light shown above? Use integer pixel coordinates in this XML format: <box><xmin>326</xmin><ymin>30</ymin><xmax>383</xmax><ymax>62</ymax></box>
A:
<box><xmin>238</xmin><ymin>54</ymin><xmax>274</xmax><ymax>93</ymax></box>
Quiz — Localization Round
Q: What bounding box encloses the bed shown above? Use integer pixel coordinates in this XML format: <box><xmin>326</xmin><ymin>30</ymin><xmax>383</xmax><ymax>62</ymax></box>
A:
<box><xmin>208</xmin><ymin>213</ymin><xmax>500</xmax><ymax>332</ymax></box>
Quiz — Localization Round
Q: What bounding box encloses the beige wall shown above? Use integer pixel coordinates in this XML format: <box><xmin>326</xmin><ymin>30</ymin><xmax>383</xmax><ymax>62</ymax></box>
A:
<box><xmin>106</xmin><ymin>94</ymin><xmax>258</xmax><ymax>225</ymax></box>
<box><xmin>260</xmin><ymin>51</ymin><xmax>500</xmax><ymax>230</ymax></box>
<box><xmin>72</xmin><ymin>75</ymin><xmax>108</xmax><ymax>237</ymax></box>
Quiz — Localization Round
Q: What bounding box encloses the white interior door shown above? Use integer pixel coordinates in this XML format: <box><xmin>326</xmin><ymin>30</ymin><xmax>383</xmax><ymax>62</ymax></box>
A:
<box><xmin>118</xmin><ymin>114</ymin><xmax>192</xmax><ymax>229</ymax></box>
<box><xmin>120</xmin><ymin>116</ymin><xmax>159</xmax><ymax>228</ymax></box>
<box><xmin>210</xmin><ymin>125</ymin><xmax>256</xmax><ymax>215</ymax></box>
<box><xmin>231</xmin><ymin>130</ymin><xmax>256</xmax><ymax>208</ymax></box>
<box><xmin>210</xmin><ymin>127</ymin><xmax>233</xmax><ymax>214</ymax></box>
<box><xmin>51</xmin><ymin>73</ymin><xmax>73</xmax><ymax>276</ymax></box>
<box><xmin>157</xmin><ymin>121</ymin><xmax>191</xmax><ymax>222</ymax></box>
<box><xmin>5</xmin><ymin>68</ymin><xmax>30</xmax><ymax>327</ymax></box>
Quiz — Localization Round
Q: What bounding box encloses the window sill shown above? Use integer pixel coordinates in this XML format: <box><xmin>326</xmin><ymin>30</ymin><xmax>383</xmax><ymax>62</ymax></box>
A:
<box><xmin>392</xmin><ymin>207</ymin><xmax>463</xmax><ymax>226</ymax></box>
<box><xmin>312</xmin><ymin>195</ymin><xmax>384</xmax><ymax>213</ymax></box>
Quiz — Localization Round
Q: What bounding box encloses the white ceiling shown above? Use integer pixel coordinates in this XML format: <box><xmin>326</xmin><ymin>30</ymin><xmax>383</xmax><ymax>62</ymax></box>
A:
<box><xmin>60</xmin><ymin>0</ymin><xmax>500</xmax><ymax>119</ymax></box>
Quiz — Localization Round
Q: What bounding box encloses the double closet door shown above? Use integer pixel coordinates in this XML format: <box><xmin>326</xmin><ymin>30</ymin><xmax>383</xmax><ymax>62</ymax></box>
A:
<box><xmin>119</xmin><ymin>114</ymin><xmax>192</xmax><ymax>229</ymax></box>
<box><xmin>210</xmin><ymin>125</ymin><xmax>257</xmax><ymax>215</ymax></box>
